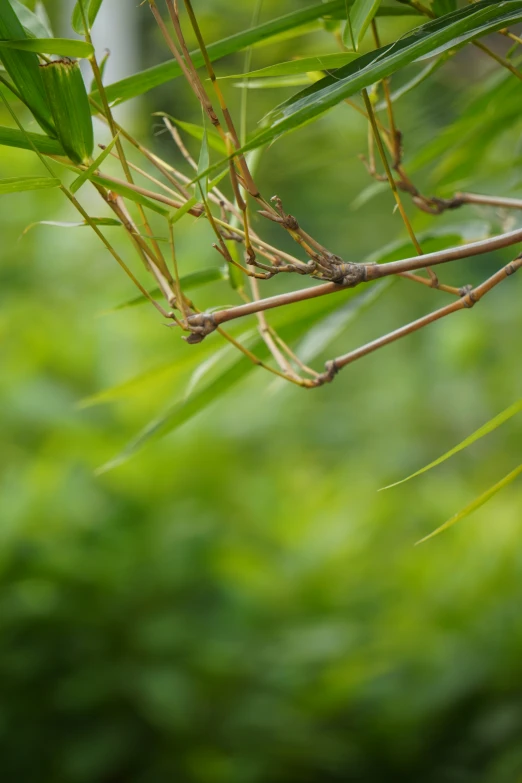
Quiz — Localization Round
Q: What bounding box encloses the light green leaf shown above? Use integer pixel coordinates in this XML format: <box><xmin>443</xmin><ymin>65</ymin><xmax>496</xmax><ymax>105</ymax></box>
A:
<box><xmin>0</xmin><ymin>38</ymin><xmax>93</xmax><ymax>57</ymax></box>
<box><xmin>88</xmin><ymin>173</ymin><xmax>170</xmax><ymax>216</ymax></box>
<box><xmin>72</xmin><ymin>0</ymin><xmax>104</xmax><ymax>34</ymax></box>
<box><xmin>0</xmin><ymin>175</ymin><xmax>60</xmax><ymax>193</ymax></box>
<box><xmin>348</xmin><ymin>0</ymin><xmax>381</xmax><ymax>49</ymax></box>
<box><xmin>0</xmin><ymin>124</ymin><xmax>64</xmax><ymax>155</ymax></box>
<box><xmin>70</xmin><ymin>133</ymin><xmax>119</xmax><ymax>193</ymax></box>
<box><xmin>10</xmin><ymin>0</ymin><xmax>51</xmax><ymax>38</ymax></box>
<box><xmin>233</xmin><ymin>75</ymin><xmax>313</xmax><ymax>89</ymax></box>
<box><xmin>22</xmin><ymin>217</ymin><xmax>120</xmax><ymax>235</ymax></box>
<box><xmin>382</xmin><ymin>399</ymin><xmax>522</xmax><ymax>490</ymax></box>
<box><xmin>220</xmin><ymin>52</ymin><xmax>360</xmax><ymax>80</ymax></box>
<box><xmin>96</xmin><ymin>0</ymin><xmax>419</xmax><ymax>106</ymax></box>
<box><xmin>416</xmin><ymin>463</ymin><xmax>522</xmax><ymax>545</ymax></box>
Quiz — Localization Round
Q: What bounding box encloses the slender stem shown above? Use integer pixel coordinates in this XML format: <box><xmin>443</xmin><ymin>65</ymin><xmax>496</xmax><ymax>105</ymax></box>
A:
<box><xmin>187</xmin><ymin>227</ymin><xmax>522</xmax><ymax>329</ymax></box>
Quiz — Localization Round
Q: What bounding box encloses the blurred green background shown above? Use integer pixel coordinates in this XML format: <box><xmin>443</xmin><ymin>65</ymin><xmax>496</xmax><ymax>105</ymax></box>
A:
<box><xmin>0</xmin><ymin>1</ymin><xmax>521</xmax><ymax>781</ymax></box>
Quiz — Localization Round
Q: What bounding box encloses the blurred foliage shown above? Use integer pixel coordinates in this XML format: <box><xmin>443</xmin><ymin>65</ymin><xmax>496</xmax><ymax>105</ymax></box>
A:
<box><xmin>0</xmin><ymin>1</ymin><xmax>521</xmax><ymax>781</ymax></box>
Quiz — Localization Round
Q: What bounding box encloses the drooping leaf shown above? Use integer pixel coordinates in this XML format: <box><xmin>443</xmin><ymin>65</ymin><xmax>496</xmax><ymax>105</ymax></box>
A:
<box><xmin>416</xmin><ymin>463</ymin><xmax>522</xmax><ymax>545</ymax></box>
<box><xmin>0</xmin><ymin>38</ymin><xmax>93</xmax><ymax>57</ymax></box>
<box><xmin>0</xmin><ymin>0</ymin><xmax>55</xmax><ymax>135</ymax></box>
<box><xmin>0</xmin><ymin>124</ymin><xmax>64</xmax><ymax>155</ymax></box>
<box><xmin>97</xmin><ymin>279</ymin><xmax>389</xmax><ymax>471</ymax></box>
<box><xmin>220</xmin><ymin>52</ymin><xmax>360</xmax><ymax>80</ymax></box>
<box><xmin>382</xmin><ymin>399</ymin><xmax>522</xmax><ymax>490</ymax></box>
<box><xmin>72</xmin><ymin>0</ymin><xmax>104</xmax><ymax>34</ymax></box>
<box><xmin>0</xmin><ymin>175</ymin><xmax>60</xmax><ymax>193</ymax></box>
<box><xmin>96</xmin><ymin>0</ymin><xmax>420</xmax><ymax>106</ymax></box>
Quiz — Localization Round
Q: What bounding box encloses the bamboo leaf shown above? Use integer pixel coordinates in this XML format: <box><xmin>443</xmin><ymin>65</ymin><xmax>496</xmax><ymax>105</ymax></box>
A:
<box><xmin>88</xmin><ymin>173</ymin><xmax>170</xmax><ymax>216</ymax></box>
<box><xmin>233</xmin><ymin>75</ymin><xmax>314</xmax><ymax>89</ymax></box>
<box><xmin>70</xmin><ymin>133</ymin><xmax>119</xmax><ymax>193</ymax></box>
<box><xmin>0</xmin><ymin>37</ymin><xmax>93</xmax><ymax>57</ymax></box>
<box><xmin>40</xmin><ymin>58</ymin><xmax>94</xmax><ymax>164</ymax></box>
<box><xmin>348</xmin><ymin>0</ymin><xmax>381</xmax><ymax>49</ymax></box>
<box><xmin>0</xmin><ymin>175</ymin><xmax>60</xmax><ymax>193</ymax></box>
<box><xmin>220</xmin><ymin>52</ymin><xmax>360</xmax><ymax>80</ymax></box>
<box><xmin>97</xmin><ymin>285</ymin><xmax>379</xmax><ymax>471</ymax></box>
<box><xmin>246</xmin><ymin>1</ymin><xmax>522</xmax><ymax>154</ymax></box>
<box><xmin>382</xmin><ymin>399</ymin><xmax>522</xmax><ymax>490</ymax></box>
<box><xmin>416</xmin><ymin>464</ymin><xmax>522</xmax><ymax>545</ymax></box>
<box><xmin>72</xmin><ymin>0</ymin><xmax>104</xmax><ymax>34</ymax></box>
<box><xmin>10</xmin><ymin>0</ymin><xmax>51</xmax><ymax>38</ymax></box>
<box><xmin>96</xmin><ymin>1</ymin><xmax>419</xmax><ymax>106</ymax></box>
<box><xmin>0</xmin><ymin>0</ymin><xmax>55</xmax><ymax>135</ymax></box>
<box><xmin>22</xmin><ymin>217</ymin><xmax>121</xmax><ymax>235</ymax></box>
<box><xmin>0</xmin><ymin>124</ymin><xmax>64</xmax><ymax>155</ymax></box>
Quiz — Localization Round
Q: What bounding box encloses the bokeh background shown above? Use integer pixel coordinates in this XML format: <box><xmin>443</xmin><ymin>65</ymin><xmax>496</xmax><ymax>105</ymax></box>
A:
<box><xmin>1</xmin><ymin>1</ymin><xmax>521</xmax><ymax>781</ymax></box>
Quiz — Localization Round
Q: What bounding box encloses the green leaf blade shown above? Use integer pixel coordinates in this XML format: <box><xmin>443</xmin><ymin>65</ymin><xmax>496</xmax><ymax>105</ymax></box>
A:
<box><xmin>416</xmin><ymin>464</ymin><xmax>522</xmax><ymax>545</ymax></box>
<box><xmin>382</xmin><ymin>399</ymin><xmax>522</xmax><ymax>490</ymax></box>
<box><xmin>0</xmin><ymin>175</ymin><xmax>60</xmax><ymax>193</ymax></box>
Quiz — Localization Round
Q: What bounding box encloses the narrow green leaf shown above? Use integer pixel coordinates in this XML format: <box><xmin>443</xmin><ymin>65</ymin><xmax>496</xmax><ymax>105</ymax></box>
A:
<box><xmin>70</xmin><ymin>132</ymin><xmax>119</xmax><ymax>193</ymax></box>
<box><xmin>96</xmin><ymin>0</ymin><xmax>419</xmax><ymax>106</ymax></box>
<box><xmin>220</xmin><ymin>52</ymin><xmax>360</xmax><ymax>80</ymax></box>
<box><xmin>0</xmin><ymin>0</ymin><xmax>55</xmax><ymax>135</ymax></box>
<box><xmin>348</xmin><ymin>0</ymin><xmax>381</xmax><ymax>49</ymax></box>
<box><xmin>0</xmin><ymin>37</ymin><xmax>93</xmax><ymax>57</ymax></box>
<box><xmin>0</xmin><ymin>124</ymin><xmax>64</xmax><ymax>155</ymax></box>
<box><xmin>22</xmin><ymin>217</ymin><xmax>120</xmax><ymax>235</ymax></box>
<box><xmin>0</xmin><ymin>175</ymin><xmax>60</xmax><ymax>193</ymax></box>
<box><xmin>382</xmin><ymin>399</ymin><xmax>522</xmax><ymax>490</ymax></box>
<box><xmin>416</xmin><ymin>463</ymin><xmax>522</xmax><ymax>545</ymax></box>
<box><xmin>72</xmin><ymin>0</ymin><xmax>104</xmax><ymax>34</ymax></box>
<box><xmin>169</xmin><ymin>195</ymin><xmax>199</xmax><ymax>224</ymax></box>
<box><xmin>10</xmin><ymin>0</ymin><xmax>51</xmax><ymax>38</ymax></box>
<box><xmin>233</xmin><ymin>75</ymin><xmax>313</xmax><ymax>89</ymax></box>
<box><xmin>88</xmin><ymin>172</ymin><xmax>170</xmax><ymax>216</ymax></box>
<box><xmin>253</xmin><ymin>1</ymin><xmax>522</xmax><ymax>153</ymax></box>
<box><xmin>78</xmin><ymin>354</ymin><xmax>204</xmax><ymax>409</ymax></box>
<box><xmin>40</xmin><ymin>58</ymin><xmax>94</xmax><ymax>164</ymax></box>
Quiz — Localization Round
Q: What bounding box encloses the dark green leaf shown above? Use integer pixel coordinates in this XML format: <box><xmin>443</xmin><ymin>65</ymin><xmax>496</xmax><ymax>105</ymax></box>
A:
<box><xmin>96</xmin><ymin>0</ymin><xmax>420</xmax><ymax>106</ymax></box>
<box><xmin>0</xmin><ymin>37</ymin><xmax>93</xmax><ymax>57</ymax></box>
